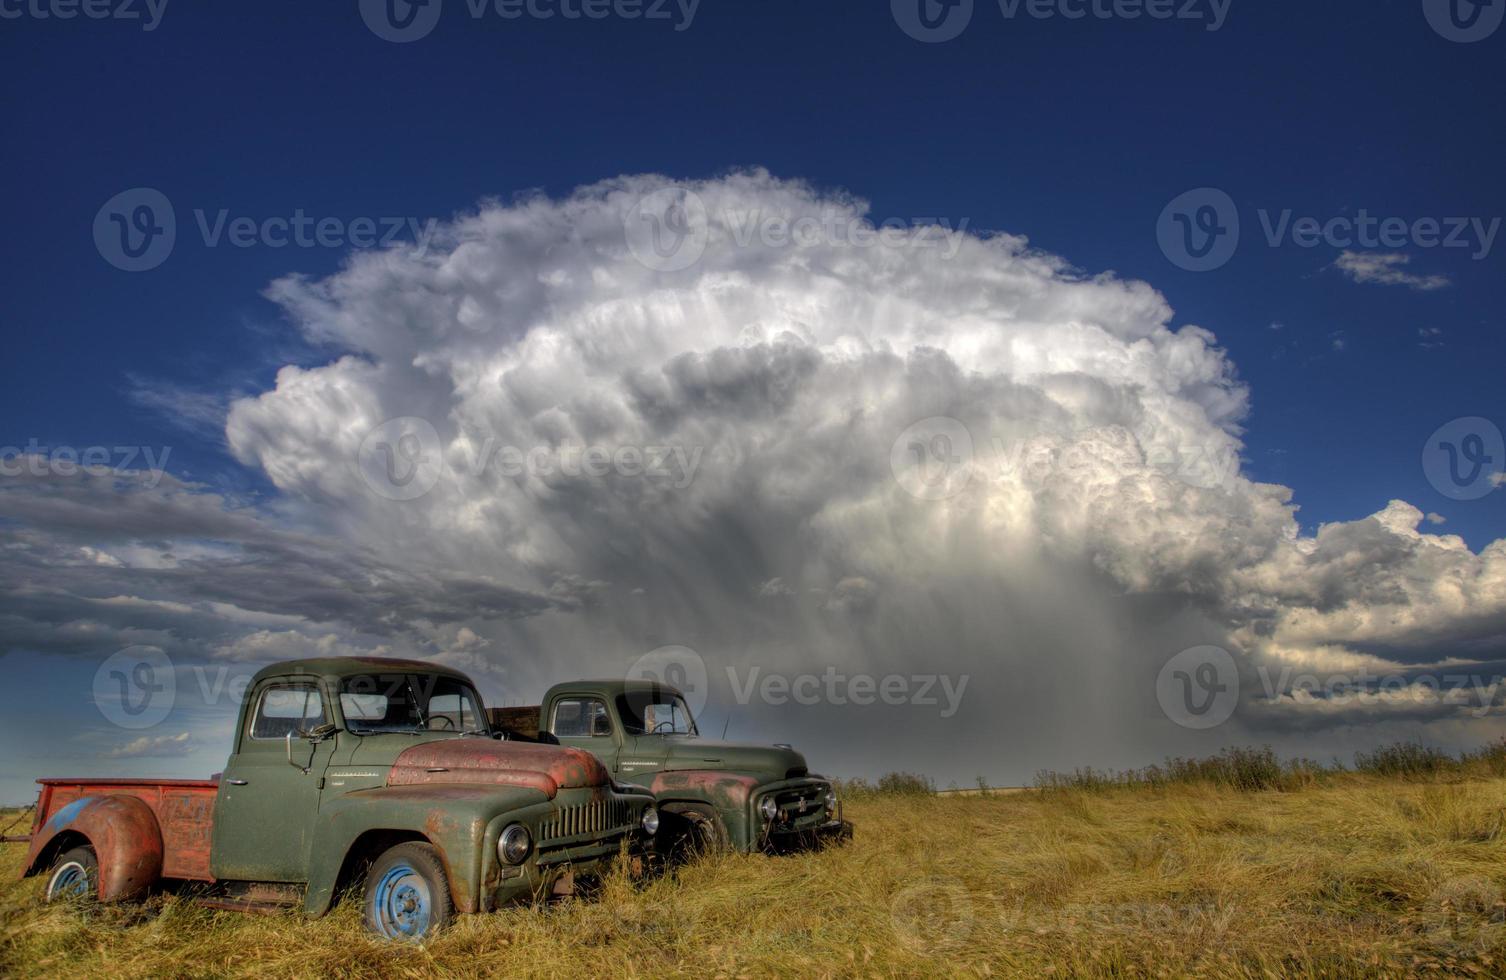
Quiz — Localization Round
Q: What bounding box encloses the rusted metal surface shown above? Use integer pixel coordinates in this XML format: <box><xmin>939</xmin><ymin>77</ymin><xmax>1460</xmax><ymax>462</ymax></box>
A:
<box><xmin>649</xmin><ymin>769</ymin><xmax>760</xmax><ymax>808</ymax></box>
<box><xmin>24</xmin><ymin>794</ymin><xmax>164</xmax><ymax>900</ymax></box>
<box><xmin>387</xmin><ymin>739</ymin><xmax>609</xmax><ymax>797</ymax></box>
<box><xmin>23</xmin><ymin>779</ymin><xmax>217</xmax><ymax>888</ymax></box>
<box><xmin>195</xmin><ymin>881</ymin><xmax>301</xmax><ymax>914</ymax></box>
<box><xmin>487</xmin><ymin>706</ymin><xmax>542</xmax><ymax>738</ymax></box>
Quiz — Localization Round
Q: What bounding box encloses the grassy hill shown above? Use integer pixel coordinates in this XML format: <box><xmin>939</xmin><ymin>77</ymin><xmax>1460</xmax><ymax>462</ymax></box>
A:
<box><xmin>4</xmin><ymin>756</ymin><xmax>1506</xmax><ymax>977</ymax></box>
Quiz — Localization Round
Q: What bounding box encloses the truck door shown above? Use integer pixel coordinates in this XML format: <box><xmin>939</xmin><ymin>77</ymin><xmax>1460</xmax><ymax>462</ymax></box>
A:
<box><xmin>547</xmin><ymin>694</ymin><xmax>620</xmax><ymax>773</ymax></box>
<box><xmin>211</xmin><ymin>676</ymin><xmax>337</xmax><ymax>882</ymax></box>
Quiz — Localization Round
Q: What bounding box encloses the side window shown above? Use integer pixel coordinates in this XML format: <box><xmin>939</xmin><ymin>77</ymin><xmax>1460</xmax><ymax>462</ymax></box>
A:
<box><xmin>552</xmin><ymin>697</ymin><xmax>611</xmax><ymax>737</ymax></box>
<box><xmin>250</xmin><ymin>683</ymin><xmax>326</xmax><ymax>740</ymax></box>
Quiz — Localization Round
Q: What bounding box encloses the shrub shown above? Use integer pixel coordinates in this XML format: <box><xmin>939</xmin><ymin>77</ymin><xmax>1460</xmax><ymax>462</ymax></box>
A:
<box><xmin>1354</xmin><ymin>742</ymin><xmax>1452</xmax><ymax>778</ymax></box>
<box><xmin>832</xmin><ymin>771</ymin><xmax>935</xmax><ymax>799</ymax></box>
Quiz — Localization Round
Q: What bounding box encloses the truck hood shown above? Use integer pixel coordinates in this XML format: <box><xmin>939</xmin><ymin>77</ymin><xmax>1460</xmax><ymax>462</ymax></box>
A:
<box><xmin>387</xmin><ymin>738</ymin><xmax>610</xmax><ymax>798</ymax></box>
<box><xmin>656</xmin><ymin>738</ymin><xmax>809</xmax><ymax>780</ymax></box>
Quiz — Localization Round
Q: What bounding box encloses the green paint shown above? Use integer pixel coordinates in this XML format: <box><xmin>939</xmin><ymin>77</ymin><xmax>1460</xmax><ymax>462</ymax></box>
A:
<box><xmin>540</xmin><ymin>679</ymin><xmax>851</xmax><ymax>851</ymax></box>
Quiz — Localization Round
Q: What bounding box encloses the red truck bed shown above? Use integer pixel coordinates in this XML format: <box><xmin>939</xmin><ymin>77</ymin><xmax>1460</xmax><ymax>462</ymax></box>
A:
<box><xmin>31</xmin><ymin>778</ymin><xmax>220</xmax><ymax>881</ymax></box>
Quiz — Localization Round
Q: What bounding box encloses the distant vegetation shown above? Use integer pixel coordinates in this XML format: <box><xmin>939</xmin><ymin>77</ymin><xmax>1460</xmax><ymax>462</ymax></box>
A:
<box><xmin>831</xmin><ymin>771</ymin><xmax>935</xmax><ymax>798</ymax></box>
<box><xmin>1035</xmin><ymin>739</ymin><xmax>1506</xmax><ymax>793</ymax></box>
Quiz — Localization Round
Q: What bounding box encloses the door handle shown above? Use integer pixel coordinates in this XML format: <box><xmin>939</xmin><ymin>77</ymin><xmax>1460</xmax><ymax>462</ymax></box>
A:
<box><xmin>226</xmin><ymin>778</ymin><xmax>249</xmax><ymax>785</ymax></box>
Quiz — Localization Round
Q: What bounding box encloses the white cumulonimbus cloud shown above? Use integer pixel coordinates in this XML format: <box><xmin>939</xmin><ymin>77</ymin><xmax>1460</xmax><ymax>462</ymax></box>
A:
<box><xmin>5</xmin><ymin>171</ymin><xmax>1503</xmax><ymax>785</ymax></box>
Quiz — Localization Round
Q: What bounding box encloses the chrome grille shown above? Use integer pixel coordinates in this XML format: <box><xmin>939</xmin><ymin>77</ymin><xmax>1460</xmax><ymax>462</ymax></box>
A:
<box><xmin>538</xmin><ymin>798</ymin><xmax>634</xmax><ymax>844</ymax></box>
<box><xmin>773</xmin><ymin>785</ymin><xmax>830</xmax><ymax>826</ymax></box>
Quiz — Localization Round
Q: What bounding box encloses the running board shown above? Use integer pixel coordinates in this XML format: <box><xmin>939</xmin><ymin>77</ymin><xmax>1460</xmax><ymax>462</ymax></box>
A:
<box><xmin>194</xmin><ymin>881</ymin><xmax>303</xmax><ymax>915</ymax></box>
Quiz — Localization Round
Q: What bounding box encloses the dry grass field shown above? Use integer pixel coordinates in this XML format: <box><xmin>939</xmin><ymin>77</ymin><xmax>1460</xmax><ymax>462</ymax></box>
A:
<box><xmin>4</xmin><ymin>760</ymin><xmax>1506</xmax><ymax>978</ymax></box>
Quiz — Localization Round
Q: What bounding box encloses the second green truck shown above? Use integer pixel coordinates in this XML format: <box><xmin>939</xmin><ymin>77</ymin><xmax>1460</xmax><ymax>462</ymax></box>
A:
<box><xmin>490</xmin><ymin>678</ymin><xmax>852</xmax><ymax>854</ymax></box>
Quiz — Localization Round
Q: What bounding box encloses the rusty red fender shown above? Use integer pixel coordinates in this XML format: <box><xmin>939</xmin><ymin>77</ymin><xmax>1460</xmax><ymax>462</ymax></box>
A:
<box><xmin>386</xmin><ymin>739</ymin><xmax>610</xmax><ymax>796</ymax></box>
<box><xmin>649</xmin><ymin>770</ymin><xmax>761</xmax><ymax>808</ymax></box>
<box><xmin>25</xmin><ymin>795</ymin><xmax>164</xmax><ymax>901</ymax></box>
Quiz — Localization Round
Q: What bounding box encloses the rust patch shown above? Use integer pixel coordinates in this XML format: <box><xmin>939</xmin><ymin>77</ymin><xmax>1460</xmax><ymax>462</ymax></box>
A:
<box><xmin>387</xmin><ymin>740</ymin><xmax>609</xmax><ymax>797</ymax></box>
<box><xmin>422</xmin><ymin>809</ymin><xmax>479</xmax><ymax>914</ymax></box>
<box><xmin>649</xmin><ymin>770</ymin><xmax>758</xmax><ymax>808</ymax></box>
<box><xmin>23</xmin><ymin>779</ymin><xmax>215</xmax><ymax>889</ymax></box>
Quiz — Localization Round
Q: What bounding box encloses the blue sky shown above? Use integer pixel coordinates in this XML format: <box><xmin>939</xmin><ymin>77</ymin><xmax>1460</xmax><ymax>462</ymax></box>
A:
<box><xmin>1</xmin><ymin>0</ymin><xmax>1504</xmax><ymax>799</ymax></box>
<box><xmin>5</xmin><ymin>0</ymin><xmax>1502</xmax><ymax>541</ymax></box>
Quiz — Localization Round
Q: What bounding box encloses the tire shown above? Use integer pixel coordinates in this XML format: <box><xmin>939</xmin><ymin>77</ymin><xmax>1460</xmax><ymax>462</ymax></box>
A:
<box><xmin>362</xmin><ymin>842</ymin><xmax>454</xmax><ymax>942</ymax></box>
<box><xmin>44</xmin><ymin>845</ymin><xmax>99</xmax><ymax>903</ymax></box>
<box><xmin>661</xmin><ymin>805</ymin><xmax>730</xmax><ymax>862</ymax></box>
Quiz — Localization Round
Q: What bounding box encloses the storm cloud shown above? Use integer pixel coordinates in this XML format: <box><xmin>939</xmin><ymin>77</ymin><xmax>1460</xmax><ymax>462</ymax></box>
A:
<box><xmin>6</xmin><ymin>171</ymin><xmax>1505</xmax><ymax>787</ymax></box>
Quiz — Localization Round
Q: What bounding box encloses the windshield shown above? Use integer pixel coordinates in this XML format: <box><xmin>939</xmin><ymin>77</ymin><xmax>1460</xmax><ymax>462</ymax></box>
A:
<box><xmin>339</xmin><ymin>673</ymin><xmax>487</xmax><ymax>734</ymax></box>
<box><xmin>617</xmin><ymin>691</ymin><xmax>698</xmax><ymax>735</ymax></box>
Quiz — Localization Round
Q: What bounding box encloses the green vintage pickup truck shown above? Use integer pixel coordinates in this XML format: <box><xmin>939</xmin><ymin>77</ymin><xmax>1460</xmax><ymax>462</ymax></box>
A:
<box><xmin>21</xmin><ymin>657</ymin><xmax>656</xmax><ymax>941</ymax></box>
<box><xmin>490</xmin><ymin>678</ymin><xmax>852</xmax><ymax>854</ymax></box>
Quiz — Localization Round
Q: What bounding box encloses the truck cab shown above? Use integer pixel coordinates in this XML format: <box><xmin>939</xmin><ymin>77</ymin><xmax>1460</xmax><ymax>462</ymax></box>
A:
<box><xmin>504</xmin><ymin>679</ymin><xmax>851</xmax><ymax>854</ymax></box>
<box><xmin>22</xmin><ymin>657</ymin><xmax>658</xmax><ymax>941</ymax></box>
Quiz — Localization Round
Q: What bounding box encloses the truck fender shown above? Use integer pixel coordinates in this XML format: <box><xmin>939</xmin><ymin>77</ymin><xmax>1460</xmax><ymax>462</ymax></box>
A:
<box><xmin>24</xmin><ymin>795</ymin><xmax>164</xmax><ymax>902</ymax></box>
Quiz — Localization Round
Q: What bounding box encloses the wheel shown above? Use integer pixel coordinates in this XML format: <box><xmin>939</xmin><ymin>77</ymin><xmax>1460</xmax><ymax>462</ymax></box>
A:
<box><xmin>362</xmin><ymin>842</ymin><xmax>453</xmax><ymax>941</ymax></box>
<box><xmin>44</xmin><ymin>845</ymin><xmax>98</xmax><ymax>903</ymax></box>
<box><xmin>660</xmin><ymin>805</ymin><xmax>730</xmax><ymax>863</ymax></box>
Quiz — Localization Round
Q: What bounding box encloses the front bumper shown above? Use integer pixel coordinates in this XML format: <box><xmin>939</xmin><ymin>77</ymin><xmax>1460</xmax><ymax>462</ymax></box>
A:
<box><xmin>484</xmin><ymin>786</ymin><xmax>655</xmax><ymax>907</ymax></box>
<box><xmin>751</xmin><ymin>779</ymin><xmax>853</xmax><ymax>851</ymax></box>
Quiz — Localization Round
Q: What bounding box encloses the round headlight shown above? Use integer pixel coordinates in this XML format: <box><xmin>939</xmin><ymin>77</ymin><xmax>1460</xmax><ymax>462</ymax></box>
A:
<box><xmin>641</xmin><ymin>805</ymin><xmax>660</xmax><ymax>835</ymax></box>
<box><xmin>759</xmin><ymin>796</ymin><xmax>780</xmax><ymax>822</ymax></box>
<box><xmin>498</xmin><ymin>823</ymin><xmax>531</xmax><ymax>865</ymax></box>
<box><xmin>824</xmin><ymin>790</ymin><xmax>838</xmax><ymax>815</ymax></box>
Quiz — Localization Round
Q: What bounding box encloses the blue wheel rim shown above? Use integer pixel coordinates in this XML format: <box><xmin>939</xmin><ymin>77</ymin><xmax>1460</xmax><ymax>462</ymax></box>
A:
<box><xmin>48</xmin><ymin>862</ymin><xmax>91</xmax><ymax>901</ymax></box>
<box><xmin>371</xmin><ymin>863</ymin><xmax>431</xmax><ymax>940</ymax></box>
